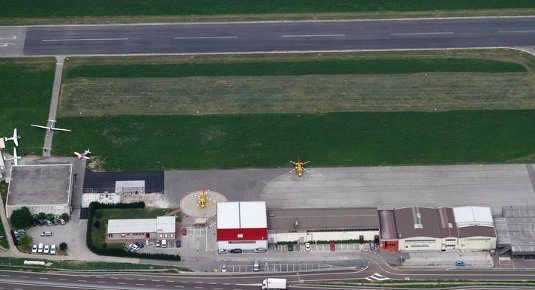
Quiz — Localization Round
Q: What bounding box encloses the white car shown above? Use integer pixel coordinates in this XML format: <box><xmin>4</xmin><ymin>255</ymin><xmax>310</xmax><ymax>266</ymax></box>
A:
<box><xmin>43</xmin><ymin>244</ymin><xmax>50</xmax><ymax>254</ymax></box>
<box><xmin>41</xmin><ymin>231</ymin><xmax>52</xmax><ymax>237</ymax></box>
<box><xmin>31</xmin><ymin>244</ymin><xmax>37</xmax><ymax>254</ymax></box>
<box><xmin>305</xmin><ymin>242</ymin><xmax>311</xmax><ymax>252</ymax></box>
<box><xmin>37</xmin><ymin>243</ymin><xmax>44</xmax><ymax>253</ymax></box>
<box><xmin>50</xmin><ymin>244</ymin><xmax>57</xmax><ymax>255</ymax></box>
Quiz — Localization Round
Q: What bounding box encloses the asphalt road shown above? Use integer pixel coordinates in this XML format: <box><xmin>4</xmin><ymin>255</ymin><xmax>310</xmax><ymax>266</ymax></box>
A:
<box><xmin>16</xmin><ymin>16</ymin><xmax>535</xmax><ymax>56</ymax></box>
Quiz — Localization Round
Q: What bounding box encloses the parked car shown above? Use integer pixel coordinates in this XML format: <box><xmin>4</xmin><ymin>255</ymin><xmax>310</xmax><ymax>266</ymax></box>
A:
<box><xmin>155</xmin><ymin>240</ymin><xmax>161</xmax><ymax>247</ymax></box>
<box><xmin>43</xmin><ymin>244</ymin><xmax>50</xmax><ymax>254</ymax></box>
<box><xmin>220</xmin><ymin>263</ymin><xmax>227</xmax><ymax>272</ymax></box>
<box><xmin>230</xmin><ymin>248</ymin><xmax>242</xmax><ymax>254</ymax></box>
<box><xmin>305</xmin><ymin>242</ymin><xmax>311</xmax><ymax>252</ymax></box>
<box><xmin>31</xmin><ymin>220</ymin><xmax>39</xmax><ymax>226</ymax></box>
<box><xmin>59</xmin><ymin>219</ymin><xmax>66</xmax><ymax>225</ymax></box>
<box><xmin>50</xmin><ymin>244</ymin><xmax>57</xmax><ymax>255</ymax></box>
<box><xmin>37</xmin><ymin>219</ymin><xmax>46</xmax><ymax>226</ymax></box>
<box><xmin>45</xmin><ymin>220</ymin><xmax>52</xmax><ymax>226</ymax></box>
<box><xmin>175</xmin><ymin>240</ymin><xmax>182</xmax><ymax>248</ymax></box>
<box><xmin>31</xmin><ymin>244</ymin><xmax>37</xmax><ymax>253</ymax></box>
<box><xmin>253</xmin><ymin>259</ymin><xmax>260</xmax><ymax>272</ymax></box>
<box><xmin>37</xmin><ymin>243</ymin><xmax>44</xmax><ymax>253</ymax></box>
<box><xmin>217</xmin><ymin>249</ymin><xmax>228</xmax><ymax>254</ymax></box>
<box><xmin>181</xmin><ymin>227</ymin><xmax>187</xmax><ymax>236</ymax></box>
<box><xmin>41</xmin><ymin>231</ymin><xmax>52</xmax><ymax>237</ymax></box>
<box><xmin>254</xmin><ymin>247</ymin><xmax>267</xmax><ymax>253</ymax></box>
<box><xmin>287</xmin><ymin>244</ymin><xmax>294</xmax><ymax>252</ymax></box>
<box><xmin>14</xmin><ymin>229</ymin><xmax>25</xmax><ymax>235</ymax></box>
<box><xmin>455</xmin><ymin>261</ymin><xmax>466</xmax><ymax>267</ymax></box>
<box><xmin>134</xmin><ymin>242</ymin><xmax>144</xmax><ymax>249</ymax></box>
<box><xmin>161</xmin><ymin>239</ymin><xmax>168</xmax><ymax>248</ymax></box>
<box><xmin>329</xmin><ymin>241</ymin><xmax>336</xmax><ymax>252</ymax></box>
<box><xmin>129</xmin><ymin>244</ymin><xmax>140</xmax><ymax>252</ymax></box>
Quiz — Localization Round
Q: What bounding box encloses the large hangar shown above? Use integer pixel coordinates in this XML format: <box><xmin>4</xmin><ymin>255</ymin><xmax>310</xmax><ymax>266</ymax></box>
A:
<box><xmin>267</xmin><ymin>207</ymin><xmax>379</xmax><ymax>243</ymax></box>
<box><xmin>216</xmin><ymin>201</ymin><xmax>268</xmax><ymax>251</ymax></box>
<box><xmin>6</xmin><ymin>164</ymin><xmax>73</xmax><ymax>217</ymax></box>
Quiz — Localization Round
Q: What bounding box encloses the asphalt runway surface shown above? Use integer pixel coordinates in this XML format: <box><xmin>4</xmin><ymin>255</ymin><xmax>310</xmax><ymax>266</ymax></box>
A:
<box><xmin>12</xmin><ymin>16</ymin><xmax>535</xmax><ymax>56</ymax></box>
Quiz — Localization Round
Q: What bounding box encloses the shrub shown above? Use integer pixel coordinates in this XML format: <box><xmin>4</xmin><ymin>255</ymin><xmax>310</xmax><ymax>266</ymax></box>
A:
<box><xmin>60</xmin><ymin>213</ymin><xmax>70</xmax><ymax>222</ymax></box>
<box><xmin>45</xmin><ymin>213</ymin><xmax>55</xmax><ymax>221</ymax></box>
<box><xmin>18</xmin><ymin>234</ymin><xmax>33</xmax><ymax>252</ymax></box>
<box><xmin>10</xmin><ymin>207</ymin><xmax>33</xmax><ymax>228</ymax></box>
<box><xmin>93</xmin><ymin>220</ymin><xmax>100</xmax><ymax>228</ymax></box>
<box><xmin>59</xmin><ymin>242</ymin><xmax>68</xmax><ymax>251</ymax></box>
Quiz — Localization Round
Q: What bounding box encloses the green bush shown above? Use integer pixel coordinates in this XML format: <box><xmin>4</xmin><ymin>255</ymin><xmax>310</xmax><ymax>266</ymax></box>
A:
<box><xmin>60</xmin><ymin>213</ymin><xmax>70</xmax><ymax>222</ymax></box>
<box><xmin>59</xmin><ymin>242</ymin><xmax>68</xmax><ymax>251</ymax></box>
<box><xmin>10</xmin><ymin>207</ymin><xmax>33</xmax><ymax>229</ymax></box>
<box><xmin>18</xmin><ymin>234</ymin><xmax>33</xmax><ymax>252</ymax></box>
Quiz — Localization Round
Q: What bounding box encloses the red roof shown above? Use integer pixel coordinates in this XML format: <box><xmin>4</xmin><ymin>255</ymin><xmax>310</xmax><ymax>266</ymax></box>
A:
<box><xmin>217</xmin><ymin>228</ymin><xmax>268</xmax><ymax>241</ymax></box>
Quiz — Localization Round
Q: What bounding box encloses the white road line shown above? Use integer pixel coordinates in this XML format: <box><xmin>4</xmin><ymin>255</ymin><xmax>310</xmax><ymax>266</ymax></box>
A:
<box><xmin>282</xmin><ymin>34</ymin><xmax>346</xmax><ymax>38</ymax></box>
<box><xmin>499</xmin><ymin>30</ymin><xmax>535</xmax><ymax>33</ymax></box>
<box><xmin>136</xmin><ymin>283</ymin><xmax>145</xmax><ymax>286</ymax></box>
<box><xmin>173</xmin><ymin>36</ymin><xmax>237</xmax><ymax>39</ymax></box>
<box><xmin>118</xmin><ymin>282</ymin><xmax>126</xmax><ymax>285</ymax></box>
<box><xmin>175</xmin><ymin>286</ymin><xmax>184</xmax><ymax>288</ymax></box>
<box><xmin>38</xmin><ymin>277</ymin><xmax>48</xmax><ymax>280</ymax></box>
<box><xmin>42</xmin><ymin>38</ymin><xmax>128</xmax><ymax>42</ymax></box>
<box><xmin>166</xmin><ymin>280</ymin><xmax>175</xmax><ymax>283</ymax></box>
<box><xmin>391</xmin><ymin>32</ymin><xmax>454</xmax><ymax>36</ymax></box>
<box><xmin>152</xmin><ymin>279</ymin><xmax>161</xmax><ymax>282</ymax></box>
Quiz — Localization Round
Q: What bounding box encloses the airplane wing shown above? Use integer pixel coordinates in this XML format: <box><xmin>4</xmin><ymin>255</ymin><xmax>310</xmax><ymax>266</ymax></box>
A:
<box><xmin>52</xmin><ymin>127</ymin><xmax>71</xmax><ymax>132</ymax></box>
<box><xmin>31</xmin><ymin>124</ymin><xmax>50</xmax><ymax>130</ymax></box>
<box><xmin>303</xmin><ymin>161</ymin><xmax>310</xmax><ymax>165</ymax></box>
<box><xmin>13</xmin><ymin>138</ymin><xmax>18</xmax><ymax>147</ymax></box>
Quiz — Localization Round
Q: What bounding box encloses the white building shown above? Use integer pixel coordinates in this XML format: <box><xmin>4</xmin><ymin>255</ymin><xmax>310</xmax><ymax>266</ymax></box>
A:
<box><xmin>107</xmin><ymin>216</ymin><xmax>176</xmax><ymax>243</ymax></box>
<box><xmin>217</xmin><ymin>201</ymin><xmax>268</xmax><ymax>251</ymax></box>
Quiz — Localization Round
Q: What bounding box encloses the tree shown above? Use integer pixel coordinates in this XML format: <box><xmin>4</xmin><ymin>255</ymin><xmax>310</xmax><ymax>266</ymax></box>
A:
<box><xmin>60</xmin><ymin>213</ymin><xmax>70</xmax><ymax>222</ymax></box>
<box><xmin>18</xmin><ymin>234</ymin><xmax>33</xmax><ymax>252</ymax></box>
<box><xmin>38</xmin><ymin>212</ymin><xmax>46</xmax><ymax>219</ymax></box>
<box><xmin>10</xmin><ymin>207</ymin><xmax>33</xmax><ymax>228</ymax></box>
<box><xmin>59</xmin><ymin>242</ymin><xmax>68</xmax><ymax>251</ymax></box>
<box><xmin>93</xmin><ymin>220</ymin><xmax>100</xmax><ymax>228</ymax></box>
<box><xmin>45</xmin><ymin>213</ymin><xmax>55</xmax><ymax>221</ymax></box>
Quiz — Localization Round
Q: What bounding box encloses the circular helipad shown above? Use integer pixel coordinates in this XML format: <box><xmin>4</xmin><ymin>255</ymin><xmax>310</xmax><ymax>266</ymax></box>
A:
<box><xmin>179</xmin><ymin>190</ymin><xmax>228</xmax><ymax>218</ymax></box>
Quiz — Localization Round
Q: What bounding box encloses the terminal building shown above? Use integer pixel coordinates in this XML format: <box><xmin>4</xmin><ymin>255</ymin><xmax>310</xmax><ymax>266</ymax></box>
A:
<box><xmin>379</xmin><ymin>206</ymin><xmax>496</xmax><ymax>253</ymax></box>
<box><xmin>267</xmin><ymin>207</ymin><xmax>379</xmax><ymax>243</ymax></box>
<box><xmin>6</xmin><ymin>164</ymin><xmax>73</xmax><ymax>217</ymax></box>
<box><xmin>216</xmin><ymin>201</ymin><xmax>268</xmax><ymax>251</ymax></box>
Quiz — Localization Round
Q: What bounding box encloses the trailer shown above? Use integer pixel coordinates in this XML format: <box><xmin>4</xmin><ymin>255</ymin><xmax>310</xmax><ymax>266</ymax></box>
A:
<box><xmin>261</xmin><ymin>278</ymin><xmax>287</xmax><ymax>290</ymax></box>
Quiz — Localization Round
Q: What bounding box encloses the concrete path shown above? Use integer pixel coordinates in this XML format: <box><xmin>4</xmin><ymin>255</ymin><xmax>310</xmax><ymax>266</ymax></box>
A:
<box><xmin>42</xmin><ymin>56</ymin><xmax>65</xmax><ymax>157</ymax></box>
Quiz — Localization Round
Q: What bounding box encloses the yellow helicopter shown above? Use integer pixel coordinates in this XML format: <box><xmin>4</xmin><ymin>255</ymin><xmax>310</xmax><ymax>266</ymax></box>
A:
<box><xmin>194</xmin><ymin>189</ymin><xmax>215</xmax><ymax>209</ymax></box>
<box><xmin>289</xmin><ymin>155</ymin><xmax>310</xmax><ymax>177</ymax></box>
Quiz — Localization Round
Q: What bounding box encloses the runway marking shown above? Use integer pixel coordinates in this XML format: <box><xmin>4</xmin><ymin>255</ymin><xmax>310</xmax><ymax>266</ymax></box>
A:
<box><xmin>173</xmin><ymin>36</ymin><xmax>237</xmax><ymax>40</ymax></box>
<box><xmin>282</xmin><ymin>34</ymin><xmax>346</xmax><ymax>38</ymax></box>
<box><xmin>42</xmin><ymin>38</ymin><xmax>128</xmax><ymax>42</ymax></box>
<box><xmin>391</xmin><ymin>32</ymin><xmax>454</xmax><ymax>36</ymax></box>
<box><xmin>499</xmin><ymin>30</ymin><xmax>535</xmax><ymax>33</ymax></box>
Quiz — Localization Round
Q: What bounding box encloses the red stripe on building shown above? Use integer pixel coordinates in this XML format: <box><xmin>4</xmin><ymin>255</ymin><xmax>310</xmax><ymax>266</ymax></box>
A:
<box><xmin>217</xmin><ymin>228</ymin><xmax>268</xmax><ymax>241</ymax></box>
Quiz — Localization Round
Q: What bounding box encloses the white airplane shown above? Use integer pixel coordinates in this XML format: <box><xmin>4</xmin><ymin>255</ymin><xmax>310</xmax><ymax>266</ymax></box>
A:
<box><xmin>4</xmin><ymin>147</ymin><xmax>21</xmax><ymax>166</ymax></box>
<box><xmin>31</xmin><ymin>120</ymin><xmax>71</xmax><ymax>133</ymax></box>
<box><xmin>3</xmin><ymin>128</ymin><xmax>20</xmax><ymax>147</ymax></box>
<box><xmin>74</xmin><ymin>149</ymin><xmax>91</xmax><ymax>160</ymax></box>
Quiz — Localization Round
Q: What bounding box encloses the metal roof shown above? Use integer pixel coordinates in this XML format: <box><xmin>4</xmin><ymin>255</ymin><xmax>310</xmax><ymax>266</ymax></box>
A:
<box><xmin>379</xmin><ymin>210</ymin><xmax>398</xmax><ymax>240</ymax></box>
<box><xmin>453</xmin><ymin>206</ymin><xmax>493</xmax><ymax>227</ymax></box>
<box><xmin>395</xmin><ymin>207</ymin><xmax>442</xmax><ymax>239</ymax></box>
<box><xmin>496</xmin><ymin>206</ymin><xmax>535</xmax><ymax>256</ymax></box>
<box><xmin>457</xmin><ymin>225</ymin><xmax>496</xmax><ymax>238</ymax></box>
<box><xmin>217</xmin><ymin>201</ymin><xmax>267</xmax><ymax>229</ymax></box>
<box><xmin>107</xmin><ymin>218</ymin><xmax>157</xmax><ymax>234</ymax></box>
<box><xmin>267</xmin><ymin>207</ymin><xmax>379</xmax><ymax>231</ymax></box>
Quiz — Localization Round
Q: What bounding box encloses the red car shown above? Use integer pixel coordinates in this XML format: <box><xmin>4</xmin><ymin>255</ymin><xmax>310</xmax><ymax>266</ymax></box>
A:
<box><xmin>329</xmin><ymin>241</ymin><xmax>335</xmax><ymax>252</ymax></box>
<box><xmin>181</xmin><ymin>227</ymin><xmax>187</xmax><ymax>236</ymax></box>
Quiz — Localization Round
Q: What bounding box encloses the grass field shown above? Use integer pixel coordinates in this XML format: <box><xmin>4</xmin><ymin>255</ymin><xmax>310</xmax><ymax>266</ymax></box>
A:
<box><xmin>0</xmin><ymin>58</ymin><xmax>56</xmax><ymax>155</ymax></box>
<box><xmin>92</xmin><ymin>208</ymin><xmax>169</xmax><ymax>248</ymax></box>
<box><xmin>54</xmin><ymin>110</ymin><xmax>535</xmax><ymax>171</ymax></box>
<box><xmin>2</xmin><ymin>0</ymin><xmax>535</xmax><ymax>18</ymax></box>
<box><xmin>60</xmin><ymin>50</ymin><xmax>534</xmax><ymax>116</ymax></box>
<box><xmin>55</xmin><ymin>50</ymin><xmax>535</xmax><ymax>171</ymax></box>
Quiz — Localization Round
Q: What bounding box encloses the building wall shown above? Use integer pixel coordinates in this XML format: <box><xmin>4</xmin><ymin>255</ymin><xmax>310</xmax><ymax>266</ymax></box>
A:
<box><xmin>217</xmin><ymin>240</ymin><xmax>268</xmax><ymax>250</ymax></box>
<box><xmin>398</xmin><ymin>236</ymin><xmax>442</xmax><ymax>252</ymax></box>
<box><xmin>6</xmin><ymin>204</ymin><xmax>70</xmax><ymax>218</ymax></box>
<box><xmin>106</xmin><ymin>232</ymin><xmax>155</xmax><ymax>243</ymax></box>
<box><xmin>269</xmin><ymin>230</ymin><xmax>378</xmax><ymax>243</ymax></box>
<box><xmin>155</xmin><ymin>231</ymin><xmax>175</xmax><ymax>239</ymax></box>
<box><xmin>457</xmin><ymin>236</ymin><xmax>496</xmax><ymax>251</ymax></box>
<box><xmin>380</xmin><ymin>240</ymin><xmax>399</xmax><ymax>252</ymax></box>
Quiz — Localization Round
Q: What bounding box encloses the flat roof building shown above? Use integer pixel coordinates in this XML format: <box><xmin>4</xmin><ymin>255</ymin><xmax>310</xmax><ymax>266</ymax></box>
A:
<box><xmin>107</xmin><ymin>216</ymin><xmax>176</xmax><ymax>243</ymax></box>
<box><xmin>495</xmin><ymin>206</ymin><xmax>535</xmax><ymax>257</ymax></box>
<box><xmin>217</xmin><ymin>201</ymin><xmax>268</xmax><ymax>251</ymax></box>
<box><xmin>6</xmin><ymin>164</ymin><xmax>73</xmax><ymax>217</ymax></box>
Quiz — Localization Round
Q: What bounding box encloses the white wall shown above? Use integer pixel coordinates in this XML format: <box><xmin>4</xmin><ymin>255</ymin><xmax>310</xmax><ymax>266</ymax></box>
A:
<box><xmin>217</xmin><ymin>240</ymin><xmax>268</xmax><ymax>250</ymax></box>
<box><xmin>398</xmin><ymin>236</ymin><xmax>442</xmax><ymax>252</ymax></box>
<box><xmin>269</xmin><ymin>230</ymin><xmax>378</xmax><ymax>243</ymax></box>
<box><xmin>458</xmin><ymin>237</ymin><xmax>496</xmax><ymax>251</ymax></box>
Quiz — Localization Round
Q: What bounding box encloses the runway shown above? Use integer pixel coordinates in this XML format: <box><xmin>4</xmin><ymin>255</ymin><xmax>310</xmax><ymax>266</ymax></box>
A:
<box><xmin>11</xmin><ymin>16</ymin><xmax>535</xmax><ymax>56</ymax></box>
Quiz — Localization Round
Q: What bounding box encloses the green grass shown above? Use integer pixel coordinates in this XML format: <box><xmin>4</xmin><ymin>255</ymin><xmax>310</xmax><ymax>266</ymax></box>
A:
<box><xmin>54</xmin><ymin>110</ymin><xmax>535</xmax><ymax>171</ymax></box>
<box><xmin>92</xmin><ymin>208</ymin><xmax>169</xmax><ymax>248</ymax></box>
<box><xmin>2</xmin><ymin>0</ymin><xmax>535</xmax><ymax>18</ymax></box>
<box><xmin>0</xmin><ymin>257</ymin><xmax>184</xmax><ymax>272</ymax></box>
<box><xmin>64</xmin><ymin>58</ymin><xmax>526</xmax><ymax>79</ymax></box>
<box><xmin>0</xmin><ymin>182</ymin><xmax>9</xmax><ymax>250</ymax></box>
<box><xmin>0</xmin><ymin>58</ymin><xmax>56</xmax><ymax>155</ymax></box>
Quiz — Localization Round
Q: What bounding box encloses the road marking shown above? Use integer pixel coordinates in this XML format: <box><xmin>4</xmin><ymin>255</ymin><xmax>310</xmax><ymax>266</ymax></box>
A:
<box><xmin>38</xmin><ymin>277</ymin><xmax>48</xmax><ymax>280</ymax></box>
<box><xmin>282</xmin><ymin>34</ymin><xmax>345</xmax><ymax>38</ymax></box>
<box><xmin>97</xmin><ymin>281</ymin><xmax>106</xmax><ymax>284</ymax></box>
<box><xmin>78</xmin><ymin>279</ymin><xmax>87</xmax><ymax>282</ymax></box>
<box><xmin>136</xmin><ymin>283</ymin><xmax>145</xmax><ymax>286</ymax></box>
<box><xmin>173</xmin><ymin>36</ymin><xmax>237</xmax><ymax>40</ymax></box>
<box><xmin>118</xmin><ymin>282</ymin><xmax>126</xmax><ymax>285</ymax></box>
<box><xmin>152</xmin><ymin>279</ymin><xmax>160</xmax><ymax>282</ymax></box>
<box><xmin>166</xmin><ymin>280</ymin><xmax>175</xmax><ymax>283</ymax></box>
<box><xmin>59</xmin><ymin>278</ymin><xmax>67</xmax><ymax>281</ymax></box>
<box><xmin>499</xmin><ymin>30</ymin><xmax>535</xmax><ymax>33</ymax></box>
<box><xmin>111</xmin><ymin>277</ymin><xmax>119</xmax><ymax>279</ymax></box>
<box><xmin>195</xmin><ymin>287</ymin><xmax>203</xmax><ymax>289</ymax></box>
<box><xmin>42</xmin><ymin>38</ymin><xmax>128</xmax><ymax>42</ymax></box>
<box><xmin>391</xmin><ymin>32</ymin><xmax>453</xmax><ymax>36</ymax></box>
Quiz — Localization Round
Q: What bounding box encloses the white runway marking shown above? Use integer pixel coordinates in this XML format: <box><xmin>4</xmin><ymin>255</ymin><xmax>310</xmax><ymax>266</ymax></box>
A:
<box><xmin>499</xmin><ymin>30</ymin><xmax>535</xmax><ymax>33</ymax></box>
<box><xmin>391</xmin><ymin>32</ymin><xmax>454</xmax><ymax>36</ymax></box>
<box><xmin>282</xmin><ymin>34</ymin><xmax>346</xmax><ymax>38</ymax></box>
<box><xmin>42</xmin><ymin>38</ymin><xmax>128</xmax><ymax>42</ymax></box>
<box><xmin>173</xmin><ymin>36</ymin><xmax>237</xmax><ymax>39</ymax></box>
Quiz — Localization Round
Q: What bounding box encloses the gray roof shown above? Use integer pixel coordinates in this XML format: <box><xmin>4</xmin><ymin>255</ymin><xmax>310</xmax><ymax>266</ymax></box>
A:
<box><xmin>267</xmin><ymin>207</ymin><xmax>379</xmax><ymax>231</ymax></box>
<box><xmin>495</xmin><ymin>206</ymin><xmax>535</xmax><ymax>255</ymax></box>
<box><xmin>457</xmin><ymin>226</ymin><xmax>496</xmax><ymax>238</ymax></box>
<box><xmin>379</xmin><ymin>210</ymin><xmax>398</xmax><ymax>240</ymax></box>
<box><xmin>437</xmin><ymin>207</ymin><xmax>459</xmax><ymax>238</ymax></box>
<box><xmin>7</xmin><ymin>164</ymin><xmax>72</xmax><ymax>206</ymax></box>
<box><xmin>395</xmin><ymin>207</ymin><xmax>442</xmax><ymax>239</ymax></box>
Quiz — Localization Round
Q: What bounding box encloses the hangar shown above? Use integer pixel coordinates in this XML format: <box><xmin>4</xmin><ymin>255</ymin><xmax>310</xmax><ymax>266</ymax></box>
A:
<box><xmin>495</xmin><ymin>206</ymin><xmax>535</xmax><ymax>257</ymax></box>
<box><xmin>217</xmin><ymin>201</ymin><xmax>268</xmax><ymax>251</ymax></box>
<box><xmin>267</xmin><ymin>207</ymin><xmax>379</xmax><ymax>243</ymax></box>
<box><xmin>6</xmin><ymin>164</ymin><xmax>73</xmax><ymax>217</ymax></box>
<box><xmin>379</xmin><ymin>206</ymin><xmax>496</xmax><ymax>253</ymax></box>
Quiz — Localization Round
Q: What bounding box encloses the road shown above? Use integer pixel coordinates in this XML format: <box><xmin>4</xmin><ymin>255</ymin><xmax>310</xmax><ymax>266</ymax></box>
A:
<box><xmin>0</xmin><ymin>16</ymin><xmax>533</xmax><ymax>56</ymax></box>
